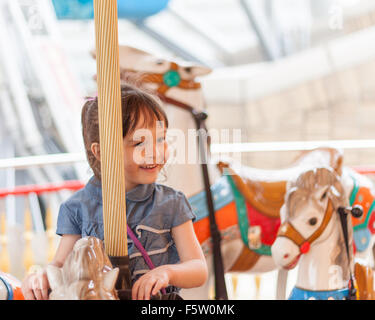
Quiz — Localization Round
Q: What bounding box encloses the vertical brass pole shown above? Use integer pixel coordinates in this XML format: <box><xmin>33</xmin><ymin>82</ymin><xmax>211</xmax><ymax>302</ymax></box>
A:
<box><xmin>93</xmin><ymin>0</ymin><xmax>131</xmax><ymax>298</ymax></box>
<box><xmin>93</xmin><ymin>0</ymin><xmax>127</xmax><ymax>257</ymax></box>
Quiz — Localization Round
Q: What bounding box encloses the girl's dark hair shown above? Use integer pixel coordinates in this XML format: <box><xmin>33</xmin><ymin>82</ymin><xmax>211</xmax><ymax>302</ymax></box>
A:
<box><xmin>81</xmin><ymin>83</ymin><xmax>169</xmax><ymax>180</ymax></box>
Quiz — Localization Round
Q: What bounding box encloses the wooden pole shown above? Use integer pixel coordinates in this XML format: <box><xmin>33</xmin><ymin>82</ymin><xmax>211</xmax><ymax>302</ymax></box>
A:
<box><xmin>93</xmin><ymin>0</ymin><xmax>127</xmax><ymax>257</ymax></box>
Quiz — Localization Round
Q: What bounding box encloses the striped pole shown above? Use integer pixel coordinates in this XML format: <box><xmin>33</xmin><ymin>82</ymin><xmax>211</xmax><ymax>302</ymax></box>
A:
<box><xmin>93</xmin><ymin>0</ymin><xmax>131</xmax><ymax>297</ymax></box>
<box><xmin>93</xmin><ymin>0</ymin><xmax>128</xmax><ymax>257</ymax></box>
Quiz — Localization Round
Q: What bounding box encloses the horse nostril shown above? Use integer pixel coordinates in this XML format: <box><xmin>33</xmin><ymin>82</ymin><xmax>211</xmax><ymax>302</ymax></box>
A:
<box><xmin>283</xmin><ymin>254</ymin><xmax>289</xmax><ymax>259</ymax></box>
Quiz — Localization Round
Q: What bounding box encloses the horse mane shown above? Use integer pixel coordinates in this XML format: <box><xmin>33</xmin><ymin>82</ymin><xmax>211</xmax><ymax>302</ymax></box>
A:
<box><xmin>61</xmin><ymin>237</ymin><xmax>113</xmax><ymax>285</ymax></box>
<box><xmin>285</xmin><ymin>166</ymin><xmax>353</xmax><ymax>281</ymax></box>
<box><xmin>285</xmin><ymin>167</ymin><xmax>348</xmax><ymax>219</ymax></box>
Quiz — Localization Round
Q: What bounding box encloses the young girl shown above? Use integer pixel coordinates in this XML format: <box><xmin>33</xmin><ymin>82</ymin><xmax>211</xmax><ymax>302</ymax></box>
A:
<box><xmin>21</xmin><ymin>84</ymin><xmax>208</xmax><ymax>300</ymax></box>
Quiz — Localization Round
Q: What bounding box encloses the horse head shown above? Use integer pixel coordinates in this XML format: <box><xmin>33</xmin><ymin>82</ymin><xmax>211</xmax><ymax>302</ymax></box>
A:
<box><xmin>271</xmin><ymin>167</ymin><xmax>350</xmax><ymax>270</ymax></box>
<box><xmin>92</xmin><ymin>45</ymin><xmax>212</xmax><ymax>108</ymax></box>
<box><xmin>46</xmin><ymin>237</ymin><xmax>119</xmax><ymax>300</ymax></box>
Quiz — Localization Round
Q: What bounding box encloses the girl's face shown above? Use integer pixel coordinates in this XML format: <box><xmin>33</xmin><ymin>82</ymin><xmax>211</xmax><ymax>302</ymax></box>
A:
<box><xmin>123</xmin><ymin>115</ymin><xmax>169</xmax><ymax>191</ymax></box>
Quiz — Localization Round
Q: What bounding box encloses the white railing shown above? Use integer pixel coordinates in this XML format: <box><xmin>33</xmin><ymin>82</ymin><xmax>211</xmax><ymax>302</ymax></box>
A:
<box><xmin>1</xmin><ymin>139</ymin><xmax>375</xmax><ymax>170</ymax></box>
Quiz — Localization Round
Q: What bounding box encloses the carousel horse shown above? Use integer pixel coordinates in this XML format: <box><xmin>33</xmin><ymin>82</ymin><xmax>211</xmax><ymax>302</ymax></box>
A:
<box><xmin>271</xmin><ymin>166</ymin><xmax>375</xmax><ymax>300</ymax></box>
<box><xmin>46</xmin><ymin>236</ymin><xmax>119</xmax><ymax>300</ymax></box>
<box><xmin>109</xmin><ymin>45</ymin><xmax>349</xmax><ymax>299</ymax></box>
<box><xmin>0</xmin><ymin>271</ymin><xmax>24</xmax><ymax>300</ymax></box>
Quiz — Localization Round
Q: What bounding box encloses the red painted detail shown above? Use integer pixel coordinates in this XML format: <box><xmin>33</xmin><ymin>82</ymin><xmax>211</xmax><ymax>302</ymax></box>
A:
<box><xmin>368</xmin><ymin>209</ymin><xmax>375</xmax><ymax>234</ymax></box>
<box><xmin>300</xmin><ymin>242</ymin><xmax>310</xmax><ymax>254</ymax></box>
<box><xmin>0</xmin><ymin>180</ymin><xmax>84</xmax><ymax>198</ymax></box>
<box><xmin>352</xmin><ymin>167</ymin><xmax>375</xmax><ymax>175</ymax></box>
<box><xmin>246</xmin><ymin>202</ymin><xmax>281</xmax><ymax>246</ymax></box>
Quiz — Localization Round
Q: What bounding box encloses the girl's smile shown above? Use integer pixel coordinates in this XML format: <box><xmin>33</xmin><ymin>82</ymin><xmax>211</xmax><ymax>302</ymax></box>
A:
<box><xmin>139</xmin><ymin>164</ymin><xmax>160</xmax><ymax>171</ymax></box>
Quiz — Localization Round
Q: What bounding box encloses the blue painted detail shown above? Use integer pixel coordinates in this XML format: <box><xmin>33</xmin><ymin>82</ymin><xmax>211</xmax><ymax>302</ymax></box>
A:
<box><xmin>0</xmin><ymin>276</ymin><xmax>13</xmax><ymax>300</ymax></box>
<box><xmin>289</xmin><ymin>287</ymin><xmax>349</xmax><ymax>300</ymax></box>
<box><xmin>163</xmin><ymin>70</ymin><xmax>181</xmax><ymax>87</ymax></box>
<box><xmin>188</xmin><ymin>176</ymin><xmax>234</xmax><ymax>222</ymax></box>
<box><xmin>52</xmin><ymin>0</ymin><xmax>169</xmax><ymax>20</ymax></box>
<box><xmin>353</xmin><ymin>227</ymin><xmax>371</xmax><ymax>252</ymax></box>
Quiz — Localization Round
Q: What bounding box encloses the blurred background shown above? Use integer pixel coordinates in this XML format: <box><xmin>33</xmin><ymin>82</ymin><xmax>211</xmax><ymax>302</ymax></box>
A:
<box><xmin>1</xmin><ymin>0</ymin><xmax>375</xmax><ymax>299</ymax></box>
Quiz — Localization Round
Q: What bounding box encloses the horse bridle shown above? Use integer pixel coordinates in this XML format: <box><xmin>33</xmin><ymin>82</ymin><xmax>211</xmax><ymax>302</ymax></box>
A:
<box><xmin>277</xmin><ymin>199</ymin><xmax>335</xmax><ymax>255</ymax></box>
<box><xmin>277</xmin><ymin>196</ymin><xmax>363</xmax><ymax>300</ymax></box>
<box><xmin>120</xmin><ymin>63</ymin><xmax>201</xmax><ymax>95</ymax></box>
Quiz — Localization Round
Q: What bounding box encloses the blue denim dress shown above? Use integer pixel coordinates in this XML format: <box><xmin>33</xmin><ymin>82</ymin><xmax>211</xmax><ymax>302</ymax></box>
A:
<box><xmin>56</xmin><ymin>176</ymin><xmax>196</xmax><ymax>288</ymax></box>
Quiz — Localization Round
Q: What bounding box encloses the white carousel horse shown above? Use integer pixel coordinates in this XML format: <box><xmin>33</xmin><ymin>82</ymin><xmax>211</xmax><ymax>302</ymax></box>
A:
<box><xmin>271</xmin><ymin>165</ymin><xmax>375</xmax><ymax>300</ymax></box>
<box><xmin>113</xmin><ymin>45</ymin><xmax>350</xmax><ymax>299</ymax></box>
<box><xmin>46</xmin><ymin>237</ymin><xmax>119</xmax><ymax>300</ymax></box>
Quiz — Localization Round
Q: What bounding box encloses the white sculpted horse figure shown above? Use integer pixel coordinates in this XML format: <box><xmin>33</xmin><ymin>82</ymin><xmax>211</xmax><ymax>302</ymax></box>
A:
<box><xmin>46</xmin><ymin>237</ymin><xmax>119</xmax><ymax>300</ymax></box>
<box><xmin>114</xmin><ymin>46</ymin><xmax>353</xmax><ymax>299</ymax></box>
<box><xmin>271</xmin><ymin>166</ymin><xmax>375</xmax><ymax>300</ymax></box>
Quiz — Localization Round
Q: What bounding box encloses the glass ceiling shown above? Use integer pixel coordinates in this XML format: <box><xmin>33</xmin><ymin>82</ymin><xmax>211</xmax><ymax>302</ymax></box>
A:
<box><xmin>55</xmin><ymin>0</ymin><xmax>375</xmax><ymax>94</ymax></box>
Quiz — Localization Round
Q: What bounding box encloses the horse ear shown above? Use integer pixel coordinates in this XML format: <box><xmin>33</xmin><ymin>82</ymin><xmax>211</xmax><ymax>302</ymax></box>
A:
<box><xmin>182</xmin><ymin>64</ymin><xmax>212</xmax><ymax>77</ymax></box>
<box><xmin>46</xmin><ymin>265</ymin><xmax>63</xmax><ymax>290</ymax></box>
<box><xmin>325</xmin><ymin>147</ymin><xmax>343</xmax><ymax>176</ymax></box>
<box><xmin>102</xmin><ymin>268</ymin><xmax>119</xmax><ymax>291</ymax></box>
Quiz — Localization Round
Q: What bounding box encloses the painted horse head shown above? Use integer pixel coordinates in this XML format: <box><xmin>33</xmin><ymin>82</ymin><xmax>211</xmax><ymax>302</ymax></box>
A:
<box><xmin>271</xmin><ymin>167</ymin><xmax>352</xmax><ymax>272</ymax></box>
<box><xmin>92</xmin><ymin>45</ymin><xmax>212</xmax><ymax>109</ymax></box>
<box><xmin>117</xmin><ymin>45</ymin><xmax>211</xmax><ymax>98</ymax></box>
<box><xmin>46</xmin><ymin>237</ymin><xmax>119</xmax><ymax>300</ymax></box>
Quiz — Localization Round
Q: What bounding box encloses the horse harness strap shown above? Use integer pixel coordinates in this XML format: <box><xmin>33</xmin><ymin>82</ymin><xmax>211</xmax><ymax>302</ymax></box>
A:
<box><xmin>158</xmin><ymin>94</ymin><xmax>228</xmax><ymax>300</ymax></box>
<box><xmin>337</xmin><ymin>207</ymin><xmax>358</xmax><ymax>300</ymax></box>
<box><xmin>277</xmin><ymin>200</ymin><xmax>334</xmax><ymax>254</ymax></box>
<box><xmin>120</xmin><ymin>65</ymin><xmax>201</xmax><ymax>95</ymax></box>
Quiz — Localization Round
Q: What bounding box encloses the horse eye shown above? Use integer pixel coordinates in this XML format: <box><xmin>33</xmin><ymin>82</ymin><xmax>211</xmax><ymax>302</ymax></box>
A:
<box><xmin>321</xmin><ymin>191</ymin><xmax>327</xmax><ymax>200</ymax></box>
<box><xmin>309</xmin><ymin>217</ymin><xmax>318</xmax><ymax>226</ymax></box>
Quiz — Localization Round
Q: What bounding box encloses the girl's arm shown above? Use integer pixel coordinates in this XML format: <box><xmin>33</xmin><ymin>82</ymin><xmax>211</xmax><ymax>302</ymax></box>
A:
<box><xmin>50</xmin><ymin>234</ymin><xmax>81</xmax><ymax>267</ymax></box>
<box><xmin>132</xmin><ymin>220</ymin><xmax>208</xmax><ymax>300</ymax></box>
<box><xmin>168</xmin><ymin>220</ymin><xmax>208</xmax><ymax>288</ymax></box>
<box><xmin>22</xmin><ymin>234</ymin><xmax>81</xmax><ymax>300</ymax></box>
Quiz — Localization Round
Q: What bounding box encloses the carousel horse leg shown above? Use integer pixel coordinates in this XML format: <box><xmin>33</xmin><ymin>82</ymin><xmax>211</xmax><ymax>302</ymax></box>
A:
<box><xmin>276</xmin><ymin>269</ymin><xmax>288</xmax><ymax>300</ymax></box>
<box><xmin>231</xmin><ymin>274</ymin><xmax>238</xmax><ymax>299</ymax></box>
<box><xmin>23</xmin><ymin>207</ymin><xmax>33</xmax><ymax>273</ymax></box>
<box><xmin>0</xmin><ymin>213</ymin><xmax>9</xmax><ymax>273</ymax></box>
<box><xmin>46</xmin><ymin>204</ymin><xmax>56</xmax><ymax>263</ymax></box>
<box><xmin>254</xmin><ymin>274</ymin><xmax>261</xmax><ymax>299</ymax></box>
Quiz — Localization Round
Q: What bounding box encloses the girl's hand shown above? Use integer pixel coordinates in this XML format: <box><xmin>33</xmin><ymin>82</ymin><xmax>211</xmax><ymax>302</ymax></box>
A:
<box><xmin>21</xmin><ymin>269</ymin><xmax>50</xmax><ymax>300</ymax></box>
<box><xmin>132</xmin><ymin>265</ymin><xmax>170</xmax><ymax>300</ymax></box>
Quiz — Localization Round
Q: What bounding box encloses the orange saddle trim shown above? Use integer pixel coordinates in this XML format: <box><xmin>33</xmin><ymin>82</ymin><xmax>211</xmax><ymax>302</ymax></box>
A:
<box><xmin>193</xmin><ymin>201</ymin><xmax>238</xmax><ymax>245</ymax></box>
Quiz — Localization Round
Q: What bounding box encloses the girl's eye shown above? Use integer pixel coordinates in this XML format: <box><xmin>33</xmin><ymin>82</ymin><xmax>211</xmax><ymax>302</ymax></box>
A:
<box><xmin>308</xmin><ymin>218</ymin><xmax>318</xmax><ymax>226</ymax></box>
<box><xmin>134</xmin><ymin>141</ymin><xmax>145</xmax><ymax>147</ymax></box>
<box><xmin>157</xmin><ymin>137</ymin><xmax>165</xmax><ymax>143</ymax></box>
